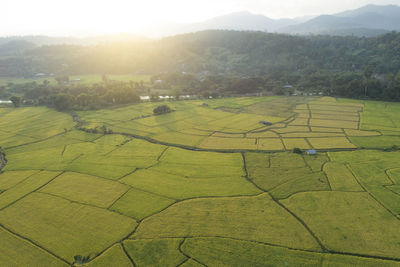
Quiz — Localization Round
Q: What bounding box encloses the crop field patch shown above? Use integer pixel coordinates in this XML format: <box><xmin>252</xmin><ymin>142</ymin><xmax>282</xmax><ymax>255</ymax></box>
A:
<box><xmin>283</xmin><ymin>138</ymin><xmax>311</xmax><ymax>149</ymax></box>
<box><xmin>0</xmin><ymin>193</ymin><xmax>136</xmax><ymax>263</ymax></box>
<box><xmin>323</xmin><ymin>162</ymin><xmax>362</xmax><ymax>191</ymax></box>
<box><xmin>120</xmin><ymin>169</ymin><xmax>260</xmax><ymax>199</ymax></box>
<box><xmin>0</xmin><ymin>228</ymin><xmax>68</xmax><ymax>267</ymax></box>
<box><xmin>85</xmin><ymin>244</ymin><xmax>132</xmax><ymax>267</ymax></box>
<box><xmin>39</xmin><ymin>172</ymin><xmax>129</xmax><ymax>208</ymax></box>
<box><xmin>282</xmin><ymin>192</ymin><xmax>400</xmax><ymax>259</ymax></box>
<box><xmin>307</xmin><ymin>137</ymin><xmax>356</xmax><ymax>149</ymax></box>
<box><xmin>132</xmin><ymin>194</ymin><xmax>321</xmax><ymax>251</ymax></box>
<box><xmin>110</xmin><ymin>188</ymin><xmax>175</xmax><ymax>220</ymax></box>
<box><xmin>124</xmin><ymin>238</ymin><xmax>186</xmax><ymax>267</ymax></box>
<box><xmin>1</xmin><ymin>97</ymin><xmax>400</xmax><ymax>265</ymax></box>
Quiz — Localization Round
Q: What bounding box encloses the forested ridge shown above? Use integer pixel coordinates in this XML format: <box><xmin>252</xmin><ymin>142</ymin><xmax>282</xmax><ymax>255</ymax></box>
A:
<box><xmin>2</xmin><ymin>30</ymin><xmax>400</xmax><ymax>102</ymax></box>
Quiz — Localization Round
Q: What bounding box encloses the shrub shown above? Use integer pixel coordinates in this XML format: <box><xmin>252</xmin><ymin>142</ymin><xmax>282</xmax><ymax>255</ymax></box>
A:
<box><xmin>153</xmin><ymin>105</ymin><xmax>172</xmax><ymax>115</ymax></box>
<box><xmin>293</xmin><ymin>147</ymin><xmax>303</xmax><ymax>154</ymax></box>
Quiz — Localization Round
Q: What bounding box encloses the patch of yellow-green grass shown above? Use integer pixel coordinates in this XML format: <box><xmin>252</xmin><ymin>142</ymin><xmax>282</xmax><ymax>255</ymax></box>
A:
<box><xmin>323</xmin><ymin>163</ymin><xmax>362</xmax><ymax>191</ymax></box>
<box><xmin>246</xmin><ymin>131</ymin><xmax>279</xmax><ymax>138</ymax></box>
<box><xmin>124</xmin><ymin>238</ymin><xmax>186</xmax><ymax>267</ymax></box>
<box><xmin>132</xmin><ymin>194</ymin><xmax>321</xmax><ymax>251</ymax></box>
<box><xmin>182</xmin><ymin>237</ymin><xmax>400</xmax><ymax>267</ymax></box>
<box><xmin>0</xmin><ymin>170</ymin><xmax>39</xmax><ymax>190</ymax></box>
<box><xmin>309</xmin><ymin>104</ymin><xmax>362</xmax><ymax>113</ymax></box>
<box><xmin>387</xmin><ymin>168</ymin><xmax>400</xmax><ymax>184</ymax></box>
<box><xmin>121</xmin><ymin>169</ymin><xmax>260</xmax><ymax>200</ymax></box>
<box><xmin>269</xmin><ymin>153</ymin><xmax>306</xmax><ymax>168</ymax></box>
<box><xmin>179</xmin><ymin>259</ymin><xmax>203</xmax><ymax>267</ymax></box>
<box><xmin>135</xmin><ymin>111</ymin><xmax>191</xmax><ymax>127</ymax></box>
<box><xmin>245</xmin><ymin>152</ymin><xmax>269</xmax><ymax>168</ymax></box>
<box><xmin>152</xmin><ymin>131</ymin><xmax>207</xmax><ymax>147</ymax></box>
<box><xmin>310</xmin><ymin>119</ymin><xmax>359</xmax><ymax>129</ymax></box>
<box><xmin>283</xmin><ymin>138</ymin><xmax>311</xmax><ymax>150</ymax></box>
<box><xmin>0</xmin><ymin>131</ymin><xmax>38</xmax><ymax>148</ymax></box>
<box><xmin>0</xmin><ymin>107</ymin><xmax>75</xmax><ymax>143</ymax></box>
<box><xmin>199</xmin><ymin>136</ymin><xmax>257</xmax><ymax>150</ymax></box>
<box><xmin>311</xmin><ymin>113</ymin><xmax>359</xmax><ymax>121</ymax></box>
<box><xmin>282</xmin><ymin>191</ymin><xmax>400</xmax><ymax>259</ymax></box>
<box><xmin>348</xmin><ymin>163</ymin><xmax>392</xmax><ymax>185</ymax></box>
<box><xmin>304</xmin><ymin>153</ymin><xmax>329</xmax><ymax>172</ymax></box>
<box><xmin>0</xmin><ymin>227</ymin><xmax>69</xmax><ymax>267</ymax></box>
<box><xmin>257</xmin><ymin>138</ymin><xmax>284</xmax><ymax>151</ymax></box>
<box><xmin>307</xmin><ymin>137</ymin><xmax>356</xmax><ymax>149</ymax></box>
<box><xmin>0</xmin><ymin>193</ymin><xmax>136</xmax><ymax>263</ymax></box>
<box><xmin>211</xmin><ymin>132</ymin><xmax>244</xmax><ymax>138</ymax></box>
<box><xmin>322</xmin><ymin>254</ymin><xmax>400</xmax><ymax>267</ymax></box>
<box><xmin>316</xmin><ymin>96</ymin><xmax>337</xmax><ymax>102</ymax></box>
<box><xmin>86</xmin><ymin>244</ymin><xmax>132</xmax><ymax>267</ymax></box>
<box><xmin>365</xmin><ymin>185</ymin><xmax>400</xmax><ymax>215</ymax></box>
<box><xmin>109</xmin><ymin>121</ymin><xmax>157</xmax><ymax>136</ymax></box>
<box><xmin>4</xmin><ymin>135</ymin><xmax>168</xmax><ymax>180</ymax></box>
<box><xmin>161</xmin><ymin>147</ymin><xmax>242</xmax><ymax>166</ymax></box>
<box><xmin>246</xmin><ymin>153</ymin><xmax>329</xmax><ymax>199</ymax></box>
<box><xmin>387</xmin><ymin>185</ymin><xmax>400</xmax><ymax>195</ymax></box>
<box><xmin>349</xmin><ymin>136</ymin><xmax>400</xmax><ymax>149</ymax></box>
<box><xmin>311</xmin><ymin>127</ymin><xmax>344</xmax><ymax>133</ymax></box>
<box><xmin>247</xmin><ymin>166</ymin><xmax>309</xmax><ymax>192</ymax></box>
<box><xmin>153</xmin><ymin>147</ymin><xmax>243</xmax><ymax>178</ymax></box>
<box><xmin>39</xmin><ymin>172</ymin><xmax>129</xmax><ymax>208</ymax></box>
<box><xmin>344</xmin><ymin>129</ymin><xmax>381</xmax><ymax>137</ymax></box>
<box><xmin>110</xmin><ymin>188</ymin><xmax>175</xmax><ymax>220</ymax></box>
<box><xmin>290</xmin><ymin>118</ymin><xmax>309</xmax><ymax>125</ymax></box>
<box><xmin>270</xmin><ymin>171</ymin><xmax>329</xmax><ymax>199</ymax></box>
<box><xmin>282</xmin><ymin>132</ymin><xmax>345</xmax><ymax>138</ymax></box>
<box><xmin>274</xmin><ymin>125</ymin><xmax>310</xmax><ymax>133</ymax></box>
<box><xmin>0</xmin><ymin>171</ymin><xmax>61</xmax><ymax>209</ymax></box>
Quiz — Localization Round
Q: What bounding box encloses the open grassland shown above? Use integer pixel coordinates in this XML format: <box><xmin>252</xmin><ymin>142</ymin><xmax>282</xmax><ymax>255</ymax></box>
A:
<box><xmin>0</xmin><ymin>96</ymin><xmax>400</xmax><ymax>265</ymax></box>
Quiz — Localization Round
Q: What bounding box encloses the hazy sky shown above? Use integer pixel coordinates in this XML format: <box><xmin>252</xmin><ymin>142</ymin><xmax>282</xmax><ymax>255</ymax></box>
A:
<box><xmin>2</xmin><ymin>0</ymin><xmax>400</xmax><ymax>36</ymax></box>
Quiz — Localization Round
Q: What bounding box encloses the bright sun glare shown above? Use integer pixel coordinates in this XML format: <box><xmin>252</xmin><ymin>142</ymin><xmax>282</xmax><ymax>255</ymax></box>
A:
<box><xmin>3</xmin><ymin>0</ymin><xmax>400</xmax><ymax>36</ymax></box>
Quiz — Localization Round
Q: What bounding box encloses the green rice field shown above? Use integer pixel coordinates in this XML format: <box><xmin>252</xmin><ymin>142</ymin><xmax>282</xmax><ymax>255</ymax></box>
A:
<box><xmin>1</xmin><ymin>96</ymin><xmax>400</xmax><ymax>266</ymax></box>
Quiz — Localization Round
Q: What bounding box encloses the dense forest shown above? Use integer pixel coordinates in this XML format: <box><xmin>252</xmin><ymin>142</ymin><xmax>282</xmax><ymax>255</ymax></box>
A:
<box><xmin>1</xmin><ymin>30</ymin><xmax>400</xmax><ymax>108</ymax></box>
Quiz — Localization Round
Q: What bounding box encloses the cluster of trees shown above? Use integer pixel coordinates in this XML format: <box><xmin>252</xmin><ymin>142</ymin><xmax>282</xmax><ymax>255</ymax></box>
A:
<box><xmin>5</xmin><ymin>77</ymin><xmax>144</xmax><ymax>110</ymax></box>
<box><xmin>2</xmin><ymin>30</ymin><xmax>400</xmax><ymax>101</ymax></box>
<box><xmin>2</xmin><ymin>30</ymin><xmax>400</xmax><ymax>77</ymax></box>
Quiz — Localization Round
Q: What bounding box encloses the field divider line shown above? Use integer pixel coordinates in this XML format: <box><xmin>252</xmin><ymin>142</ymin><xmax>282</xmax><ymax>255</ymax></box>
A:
<box><xmin>241</xmin><ymin>153</ymin><xmax>327</xmax><ymax>252</ymax></box>
<box><xmin>5</xmin><ymin>129</ymin><xmax>74</xmax><ymax>150</ymax></box>
<box><xmin>120</xmin><ymin>242</ymin><xmax>137</xmax><ymax>267</ymax></box>
<box><xmin>36</xmin><ymin>191</ymin><xmax>138</xmax><ymax>221</ymax></box>
<box><xmin>60</xmin><ymin>145</ymin><xmax>66</xmax><ymax>156</ymax></box>
<box><xmin>177</xmin><ymin>238</ymin><xmax>208</xmax><ymax>267</ymax></box>
<box><xmin>321</xmin><ymin>162</ymin><xmax>332</xmax><ymax>191</ymax></box>
<box><xmin>0</xmin><ymin>223</ymin><xmax>71</xmax><ymax>265</ymax></box>
<box><xmin>384</xmin><ymin>169</ymin><xmax>396</xmax><ymax>185</ymax></box>
<box><xmin>103</xmin><ymin>138</ymin><xmax>134</xmax><ymax>157</ymax></box>
<box><xmin>107</xmin><ymin>187</ymin><xmax>131</xmax><ymax>210</ymax></box>
<box><xmin>0</xmin><ymin>171</ymin><xmax>65</xmax><ymax>212</ymax></box>
<box><xmin>86</xmin><ymin>219</ymin><xmax>142</xmax><ymax>265</ymax></box>
<box><xmin>346</xmin><ymin>164</ymin><xmax>400</xmax><ymax>220</ymax></box>
<box><xmin>147</xmin><ymin>235</ymin><xmax>400</xmax><ymax>263</ymax></box>
<box><xmin>0</xmin><ymin>170</ymin><xmax>41</xmax><ymax>193</ymax></box>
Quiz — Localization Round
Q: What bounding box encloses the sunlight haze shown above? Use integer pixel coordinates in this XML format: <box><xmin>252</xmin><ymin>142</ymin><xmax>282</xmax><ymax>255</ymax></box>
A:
<box><xmin>2</xmin><ymin>0</ymin><xmax>400</xmax><ymax>36</ymax></box>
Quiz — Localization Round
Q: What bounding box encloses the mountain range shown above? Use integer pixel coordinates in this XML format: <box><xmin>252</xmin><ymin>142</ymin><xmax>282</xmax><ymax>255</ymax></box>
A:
<box><xmin>1</xmin><ymin>4</ymin><xmax>399</xmax><ymax>45</ymax></box>
<box><xmin>177</xmin><ymin>4</ymin><xmax>400</xmax><ymax>37</ymax></box>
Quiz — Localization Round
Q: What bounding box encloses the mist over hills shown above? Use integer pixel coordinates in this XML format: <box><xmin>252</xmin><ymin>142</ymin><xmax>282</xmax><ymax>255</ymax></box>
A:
<box><xmin>1</xmin><ymin>4</ymin><xmax>399</xmax><ymax>45</ymax></box>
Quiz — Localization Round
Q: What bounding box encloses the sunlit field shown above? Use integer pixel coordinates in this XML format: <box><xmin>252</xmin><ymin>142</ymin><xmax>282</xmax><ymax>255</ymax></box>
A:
<box><xmin>0</xmin><ymin>74</ymin><xmax>151</xmax><ymax>87</ymax></box>
<box><xmin>1</xmin><ymin>96</ymin><xmax>400</xmax><ymax>266</ymax></box>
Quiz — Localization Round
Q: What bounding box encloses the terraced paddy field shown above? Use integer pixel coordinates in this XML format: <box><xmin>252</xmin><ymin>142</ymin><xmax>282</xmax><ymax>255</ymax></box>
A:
<box><xmin>1</xmin><ymin>96</ymin><xmax>400</xmax><ymax>266</ymax></box>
